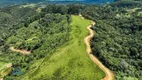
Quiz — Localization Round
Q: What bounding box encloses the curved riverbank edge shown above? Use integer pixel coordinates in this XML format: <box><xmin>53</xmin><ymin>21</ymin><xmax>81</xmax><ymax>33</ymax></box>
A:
<box><xmin>84</xmin><ymin>20</ymin><xmax>115</xmax><ymax>80</ymax></box>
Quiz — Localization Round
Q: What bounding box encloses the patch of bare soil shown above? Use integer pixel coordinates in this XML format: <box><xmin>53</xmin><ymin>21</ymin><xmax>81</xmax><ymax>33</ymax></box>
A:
<box><xmin>10</xmin><ymin>47</ymin><xmax>30</xmax><ymax>55</ymax></box>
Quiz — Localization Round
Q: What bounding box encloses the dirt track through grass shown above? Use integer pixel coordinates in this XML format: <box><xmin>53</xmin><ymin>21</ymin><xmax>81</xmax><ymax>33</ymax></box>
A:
<box><xmin>84</xmin><ymin>20</ymin><xmax>114</xmax><ymax>80</ymax></box>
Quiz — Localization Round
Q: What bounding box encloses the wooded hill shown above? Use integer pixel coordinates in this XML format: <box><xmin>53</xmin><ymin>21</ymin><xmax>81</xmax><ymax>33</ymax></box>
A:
<box><xmin>81</xmin><ymin>1</ymin><xmax>142</xmax><ymax>80</ymax></box>
<box><xmin>0</xmin><ymin>1</ymin><xmax>142</xmax><ymax>80</ymax></box>
<box><xmin>0</xmin><ymin>5</ymin><xmax>71</xmax><ymax>79</ymax></box>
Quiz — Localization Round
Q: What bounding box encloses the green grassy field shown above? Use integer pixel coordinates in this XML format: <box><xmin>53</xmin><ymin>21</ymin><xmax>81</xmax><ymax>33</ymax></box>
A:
<box><xmin>21</xmin><ymin>15</ymin><xmax>105</xmax><ymax>80</ymax></box>
<box><xmin>0</xmin><ymin>62</ymin><xmax>11</xmax><ymax>78</ymax></box>
<box><xmin>0</xmin><ymin>62</ymin><xmax>7</xmax><ymax>72</ymax></box>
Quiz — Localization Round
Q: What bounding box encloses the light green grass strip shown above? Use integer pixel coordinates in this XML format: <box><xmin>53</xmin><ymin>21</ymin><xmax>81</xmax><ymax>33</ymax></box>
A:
<box><xmin>0</xmin><ymin>62</ymin><xmax>7</xmax><ymax>72</ymax></box>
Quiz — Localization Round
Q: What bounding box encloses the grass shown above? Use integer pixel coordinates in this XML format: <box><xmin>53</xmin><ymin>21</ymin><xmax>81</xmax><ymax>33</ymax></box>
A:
<box><xmin>21</xmin><ymin>15</ymin><xmax>105</xmax><ymax>80</ymax></box>
<box><xmin>0</xmin><ymin>62</ymin><xmax>12</xmax><ymax>78</ymax></box>
<box><xmin>0</xmin><ymin>62</ymin><xmax>7</xmax><ymax>72</ymax></box>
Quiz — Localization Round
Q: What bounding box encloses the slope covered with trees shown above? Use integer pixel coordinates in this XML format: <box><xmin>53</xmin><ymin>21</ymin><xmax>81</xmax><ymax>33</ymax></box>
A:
<box><xmin>82</xmin><ymin>1</ymin><xmax>142</xmax><ymax>80</ymax></box>
<box><xmin>0</xmin><ymin>5</ymin><xmax>71</xmax><ymax>79</ymax></box>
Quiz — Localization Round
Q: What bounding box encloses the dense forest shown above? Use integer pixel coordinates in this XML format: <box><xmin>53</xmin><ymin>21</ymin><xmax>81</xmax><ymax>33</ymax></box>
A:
<box><xmin>0</xmin><ymin>0</ymin><xmax>142</xmax><ymax>80</ymax></box>
<box><xmin>82</xmin><ymin>0</ymin><xmax>142</xmax><ymax>80</ymax></box>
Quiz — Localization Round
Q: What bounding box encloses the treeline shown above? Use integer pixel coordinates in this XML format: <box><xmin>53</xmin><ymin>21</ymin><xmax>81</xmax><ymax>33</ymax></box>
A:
<box><xmin>81</xmin><ymin>1</ymin><xmax>142</xmax><ymax>80</ymax></box>
<box><xmin>112</xmin><ymin>0</ymin><xmax>142</xmax><ymax>8</ymax></box>
<box><xmin>42</xmin><ymin>4</ymin><xmax>84</xmax><ymax>15</ymax></box>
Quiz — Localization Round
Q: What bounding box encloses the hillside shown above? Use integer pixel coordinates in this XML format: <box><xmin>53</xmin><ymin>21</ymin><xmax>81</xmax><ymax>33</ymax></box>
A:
<box><xmin>16</xmin><ymin>15</ymin><xmax>105</xmax><ymax>80</ymax></box>
<box><xmin>0</xmin><ymin>5</ymin><xmax>71</xmax><ymax>79</ymax></box>
<box><xmin>0</xmin><ymin>4</ymin><xmax>105</xmax><ymax>80</ymax></box>
<box><xmin>0</xmin><ymin>1</ymin><xmax>142</xmax><ymax>80</ymax></box>
<box><xmin>82</xmin><ymin>1</ymin><xmax>142</xmax><ymax>80</ymax></box>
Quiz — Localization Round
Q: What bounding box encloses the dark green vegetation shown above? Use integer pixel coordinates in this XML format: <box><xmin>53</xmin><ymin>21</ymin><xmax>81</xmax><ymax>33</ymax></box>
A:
<box><xmin>81</xmin><ymin>0</ymin><xmax>142</xmax><ymax>80</ymax></box>
<box><xmin>0</xmin><ymin>5</ymin><xmax>37</xmax><ymax>79</ymax></box>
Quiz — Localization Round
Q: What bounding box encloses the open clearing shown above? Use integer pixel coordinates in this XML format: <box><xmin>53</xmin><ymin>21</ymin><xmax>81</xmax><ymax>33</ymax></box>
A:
<box><xmin>21</xmin><ymin>15</ymin><xmax>105</xmax><ymax>80</ymax></box>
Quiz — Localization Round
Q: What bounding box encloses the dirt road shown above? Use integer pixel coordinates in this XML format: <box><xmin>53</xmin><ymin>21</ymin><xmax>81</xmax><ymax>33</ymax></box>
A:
<box><xmin>84</xmin><ymin>21</ymin><xmax>115</xmax><ymax>80</ymax></box>
<box><xmin>10</xmin><ymin>47</ymin><xmax>30</xmax><ymax>55</ymax></box>
<box><xmin>6</xmin><ymin>63</ymin><xmax>12</xmax><ymax>68</ymax></box>
<box><xmin>0</xmin><ymin>78</ymin><xmax>3</xmax><ymax>80</ymax></box>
